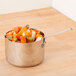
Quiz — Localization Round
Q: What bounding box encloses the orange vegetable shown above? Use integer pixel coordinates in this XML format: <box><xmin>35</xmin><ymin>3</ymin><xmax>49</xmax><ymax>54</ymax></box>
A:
<box><xmin>12</xmin><ymin>38</ymin><xmax>18</xmax><ymax>42</ymax></box>
<box><xmin>28</xmin><ymin>32</ymin><xmax>32</xmax><ymax>36</ymax></box>
<box><xmin>23</xmin><ymin>30</ymin><xmax>32</xmax><ymax>37</ymax></box>
<box><xmin>13</xmin><ymin>31</ymin><xmax>17</xmax><ymax>37</ymax></box>
<box><xmin>26</xmin><ymin>31</ymin><xmax>32</xmax><ymax>37</ymax></box>
<box><xmin>35</xmin><ymin>33</ymin><xmax>41</xmax><ymax>39</ymax></box>
<box><xmin>21</xmin><ymin>36</ymin><xmax>26</xmax><ymax>43</ymax></box>
<box><xmin>18</xmin><ymin>26</ymin><xmax>22</xmax><ymax>30</ymax></box>
<box><xmin>34</xmin><ymin>30</ymin><xmax>40</xmax><ymax>34</ymax></box>
<box><xmin>24</xmin><ymin>31</ymin><xmax>28</xmax><ymax>36</ymax></box>
<box><xmin>19</xmin><ymin>27</ymin><xmax>27</xmax><ymax>35</ymax></box>
<box><xmin>13</xmin><ymin>26</ymin><xmax>22</xmax><ymax>33</ymax></box>
<box><xmin>16</xmin><ymin>34</ymin><xmax>20</xmax><ymax>39</ymax></box>
<box><xmin>6</xmin><ymin>25</ymin><xmax>43</xmax><ymax>43</ymax></box>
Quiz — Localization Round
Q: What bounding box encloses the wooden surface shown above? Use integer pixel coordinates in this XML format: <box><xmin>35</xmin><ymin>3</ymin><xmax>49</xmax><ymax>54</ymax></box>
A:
<box><xmin>0</xmin><ymin>7</ymin><xmax>76</xmax><ymax>76</ymax></box>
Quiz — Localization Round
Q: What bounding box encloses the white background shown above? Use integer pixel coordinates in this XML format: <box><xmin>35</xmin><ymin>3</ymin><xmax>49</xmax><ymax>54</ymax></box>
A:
<box><xmin>0</xmin><ymin>0</ymin><xmax>76</xmax><ymax>21</ymax></box>
<box><xmin>0</xmin><ymin>0</ymin><xmax>52</xmax><ymax>14</ymax></box>
<box><xmin>53</xmin><ymin>0</ymin><xmax>76</xmax><ymax>21</ymax></box>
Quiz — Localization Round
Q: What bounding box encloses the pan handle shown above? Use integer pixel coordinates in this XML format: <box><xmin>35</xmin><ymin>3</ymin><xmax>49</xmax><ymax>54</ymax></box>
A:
<box><xmin>42</xmin><ymin>38</ymin><xmax>46</xmax><ymax>47</ymax></box>
<box><xmin>42</xmin><ymin>27</ymin><xmax>74</xmax><ymax>47</ymax></box>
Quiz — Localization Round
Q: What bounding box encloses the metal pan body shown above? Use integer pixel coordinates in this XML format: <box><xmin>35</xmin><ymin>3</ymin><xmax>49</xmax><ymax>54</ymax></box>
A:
<box><xmin>5</xmin><ymin>31</ymin><xmax>45</xmax><ymax>67</ymax></box>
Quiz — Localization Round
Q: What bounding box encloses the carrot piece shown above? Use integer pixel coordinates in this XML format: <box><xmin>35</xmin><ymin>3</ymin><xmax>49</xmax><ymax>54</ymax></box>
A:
<box><xmin>24</xmin><ymin>31</ymin><xmax>28</xmax><ymax>36</ymax></box>
<box><xmin>35</xmin><ymin>34</ymin><xmax>41</xmax><ymax>39</ymax></box>
<box><xmin>23</xmin><ymin>30</ymin><xmax>32</xmax><ymax>37</ymax></box>
<box><xmin>13</xmin><ymin>31</ymin><xmax>20</xmax><ymax>38</ymax></box>
<box><xmin>18</xmin><ymin>26</ymin><xmax>22</xmax><ymax>30</ymax></box>
<box><xmin>19</xmin><ymin>27</ymin><xmax>27</xmax><ymax>35</ymax></box>
<box><xmin>12</xmin><ymin>31</ymin><xmax>19</xmax><ymax>41</ymax></box>
<box><xmin>16</xmin><ymin>34</ymin><xmax>20</xmax><ymax>39</ymax></box>
<box><xmin>12</xmin><ymin>37</ymin><xmax>18</xmax><ymax>42</ymax></box>
<box><xmin>21</xmin><ymin>36</ymin><xmax>26</xmax><ymax>43</ymax></box>
<box><xmin>13</xmin><ymin>26</ymin><xmax>21</xmax><ymax>33</ymax></box>
<box><xmin>13</xmin><ymin>31</ymin><xmax>17</xmax><ymax>37</ymax></box>
<box><xmin>28</xmin><ymin>32</ymin><xmax>32</xmax><ymax>36</ymax></box>
<box><xmin>34</xmin><ymin>30</ymin><xmax>40</xmax><ymax>34</ymax></box>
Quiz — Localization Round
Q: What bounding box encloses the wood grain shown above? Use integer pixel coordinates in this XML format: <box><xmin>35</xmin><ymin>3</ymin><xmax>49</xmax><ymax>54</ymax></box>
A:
<box><xmin>0</xmin><ymin>7</ymin><xmax>76</xmax><ymax>76</ymax></box>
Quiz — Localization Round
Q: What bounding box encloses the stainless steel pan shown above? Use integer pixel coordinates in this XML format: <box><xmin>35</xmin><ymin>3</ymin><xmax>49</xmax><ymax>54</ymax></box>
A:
<box><xmin>5</xmin><ymin>27</ymin><xmax>73</xmax><ymax>67</ymax></box>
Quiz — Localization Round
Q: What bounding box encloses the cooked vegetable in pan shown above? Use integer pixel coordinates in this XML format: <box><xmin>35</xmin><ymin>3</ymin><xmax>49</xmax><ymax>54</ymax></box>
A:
<box><xmin>6</xmin><ymin>25</ymin><xmax>43</xmax><ymax>43</ymax></box>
